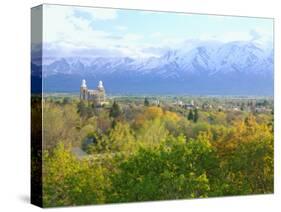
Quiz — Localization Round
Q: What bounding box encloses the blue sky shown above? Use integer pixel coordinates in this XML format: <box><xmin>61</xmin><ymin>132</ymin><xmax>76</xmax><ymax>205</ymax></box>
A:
<box><xmin>42</xmin><ymin>4</ymin><xmax>273</xmax><ymax>58</ymax></box>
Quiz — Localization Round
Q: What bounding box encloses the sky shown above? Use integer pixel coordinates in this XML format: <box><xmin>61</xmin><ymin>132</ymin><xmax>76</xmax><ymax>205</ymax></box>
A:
<box><xmin>42</xmin><ymin>4</ymin><xmax>273</xmax><ymax>58</ymax></box>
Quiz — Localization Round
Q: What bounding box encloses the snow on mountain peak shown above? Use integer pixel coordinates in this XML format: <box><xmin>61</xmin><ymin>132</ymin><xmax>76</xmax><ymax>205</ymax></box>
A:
<box><xmin>39</xmin><ymin>40</ymin><xmax>273</xmax><ymax>79</ymax></box>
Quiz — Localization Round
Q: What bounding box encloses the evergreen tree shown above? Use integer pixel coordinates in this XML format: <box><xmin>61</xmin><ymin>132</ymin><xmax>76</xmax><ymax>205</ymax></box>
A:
<box><xmin>144</xmin><ymin>97</ymin><xmax>149</xmax><ymax>107</ymax></box>
<box><xmin>187</xmin><ymin>110</ymin><xmax>194</xmax><ymax>121</ymax></box>
<box><xmin>193</xmin><ymin>108</ymin><xmax>199</xmax><ymax>123</ymax></box>
<box><xmin>110</xmin><ymin>101</ymin><xmax>121</xmax><ymax>118</ymax></box>
<box><xmin>62</xmin><ymin>97</ymin><xmax>72</xmax><ymax>105</ymax></box>
<box><xmin>77</xmin><ymin>101</ymin><xmax>88</xmax><ymax>118</ymax></box>
<box><xmin>111</xmin><ymin>119</ymin><xmax>117</xmax><ymax>128</ymax></box>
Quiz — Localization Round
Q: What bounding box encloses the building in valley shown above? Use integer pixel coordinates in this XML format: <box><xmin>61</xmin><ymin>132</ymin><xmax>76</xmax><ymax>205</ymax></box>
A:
<box><xmin>80</xmin><ymin>79</ymin><xmax>108</xmax><ymax>106</ymax></box>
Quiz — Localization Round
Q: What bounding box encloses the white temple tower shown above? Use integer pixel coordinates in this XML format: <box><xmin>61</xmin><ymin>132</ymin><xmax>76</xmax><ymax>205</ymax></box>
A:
<box><xmin>98</xmin><ymin>80</ymin><xmax>104</xmax><ymax>90</ymax></box>
<box><xmin>80</xmin><ymin>79</ymin><xmax>88</xmax><ymax>100</ymax></box>
<box><xmin>97</xmin><ymin>80</ymin><xmax>106</xmax><ymax>103</ymax></box>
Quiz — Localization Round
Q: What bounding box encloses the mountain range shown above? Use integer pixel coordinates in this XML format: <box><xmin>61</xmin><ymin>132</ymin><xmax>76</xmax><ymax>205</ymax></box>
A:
<box><xmin>31</xmin><ymin>40</ymin><xmax>274</xmax><ymax>95</ymax></box>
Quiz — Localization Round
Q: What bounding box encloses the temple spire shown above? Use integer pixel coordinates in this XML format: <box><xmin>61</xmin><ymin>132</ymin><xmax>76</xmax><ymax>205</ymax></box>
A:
<box><xmin>81</xmin><ymin>79</ymin><xmax>87</xmax><ymax>88</ymax></box>
<box><xmin>98</xmin><ymin>80</ymin><xmax>104</xmax><ymax>89</ymax></box>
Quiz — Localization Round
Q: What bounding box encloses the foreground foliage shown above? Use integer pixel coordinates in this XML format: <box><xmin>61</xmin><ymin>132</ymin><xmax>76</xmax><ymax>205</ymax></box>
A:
<box><xmin>40</xmin><ymin>98</ymin><xmax>274</xmax><ymax>207</ymax></box>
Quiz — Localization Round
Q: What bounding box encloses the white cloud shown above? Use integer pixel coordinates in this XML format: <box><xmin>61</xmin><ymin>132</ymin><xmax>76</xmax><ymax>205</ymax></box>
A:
<box><xmin>73</xmin><ymin>7</ymin><xmax>117</xmax><ymax>20</ymax></box>
<box><xmin>250</xmin><ymin>29</ymin><xmax>261</xmax><ymax>41</ymax></box>
<box><xmin>42</xmin><ymin>5</ymin><xmax>146</xmax><ymax>59</ymax></box>
<box><xmin>43</xmin><ymin>5</ymin><xmax>118</xmax><ymax>49</ymax></box>
<box><xmin>123</xmin><ymin>33</ymin><xmax>143</xmax><ymax>42</ymax></box>
<box><xmin>200</xmin><ymin>31</ymin><xmax>252</xmax><ymax>42</ymax></box>
<box><xmin>41</xmin><ymin>5</ymin><xmax>273</xmax><ymax>59</ymax></box>
<box><xmin>92</xmin><ymin>8</ymin><xmax>117</xmax><ymax>20</ymax></box>
<box><xmin>115</xmin><ymin>25</ymin><xmax>128</xmax><ymax>31</ymax></box>
<box><xmin>151</xmin><ymin>32</ymin><xmax>162</xmax><ymax>38</ymax></box>
<box><xmin>197</xmin><ymin>28</ymin><xmax>272</xmax><ymax>45</ymax></box>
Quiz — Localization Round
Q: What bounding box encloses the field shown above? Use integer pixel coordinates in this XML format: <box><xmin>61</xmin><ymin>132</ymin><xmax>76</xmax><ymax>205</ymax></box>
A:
<box><xmin>32</xmin><ymin>94</ymin><xmax>274</xmax><ymax>207</ymax></box>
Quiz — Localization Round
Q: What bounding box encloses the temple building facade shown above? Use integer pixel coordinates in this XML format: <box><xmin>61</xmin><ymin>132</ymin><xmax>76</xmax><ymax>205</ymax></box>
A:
<box><xmin>80</xmin><ymin>79</ymin><xmax>107</xmax><ymax>106</ymax></box>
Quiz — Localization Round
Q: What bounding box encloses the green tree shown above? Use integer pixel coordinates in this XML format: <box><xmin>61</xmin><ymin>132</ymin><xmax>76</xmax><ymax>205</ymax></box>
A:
<box><xmin>137</xmin><ymin>118</ymin><xmax>169</xmax><ymax>148</ymax></box>
<box><xmin>107</xmin><ymin>122</ymin><xmax>135</xmax><ymax>153</ymax></box>
<box><xmin>144</xmin><ymin>97</ymin><xmax>149</xmax><ymax>106</ymax></box>
<box><xmin>193</xmin><ymin>108</ymin><xmax>199</xmax><ymax>123</ymax></box>
<box><xmin>108</xmin><ymin>134</ymin><xmax>217</xmax><ymax>203</ymax></box>
<box><xmin>77</xmin><ymin>101</ymin><xmax>88</xmax><ymax>118</ymax></box>
<box><xmin>43</xmin><ymin>103</ymin><xmax>80</xmax><ymax>150</ymax></box>
<box><xmin>62</xmin><ymin>97</ymin><xmax>72</xmax><ymax>105</ymax></box>
<box><xmin>187</xmin><ymin>110</ymin><xmax>194</xmax><ymax>121</ymax></box>
<box><xmin>43</xmin><ymin>143</ymin><xmax>109</xmax><ymax>207</ymax></box>
<box><xmin>109</xmin><ymin>101</ymin><xmax>122</xmax><ymax>118</ymax></box>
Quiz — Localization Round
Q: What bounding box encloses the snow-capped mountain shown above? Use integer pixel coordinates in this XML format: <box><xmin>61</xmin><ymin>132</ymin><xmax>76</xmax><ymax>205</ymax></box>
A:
<box><xmin>32</xmin><ymin>40</ymin><xmax>274</xmax><ymax>95</ymax></box>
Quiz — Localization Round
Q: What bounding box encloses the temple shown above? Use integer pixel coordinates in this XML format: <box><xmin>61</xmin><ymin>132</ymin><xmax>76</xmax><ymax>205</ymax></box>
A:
<box><xmin>80</xmin><ymin>79</ymin><xmax>107</xmax><ymax>106</ymax></box>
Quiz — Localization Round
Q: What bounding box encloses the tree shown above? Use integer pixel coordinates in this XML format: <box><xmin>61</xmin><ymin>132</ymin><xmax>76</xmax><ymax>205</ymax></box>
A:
<box><xmin>162</xmin><ymin>111</ymin><xmax>181</xmax><ymax>136</ymax></box>
<box><xmin>108</xmin><ymin>135</ymin><xmax>216</xmax><ymax>203</ymax></box>
<box><xmin>41</xmin><ymin>96</ymin><xmax>274</xmax><ymax>205</ymax></box>
<box><xmin>137</xmin><ymin>118</ymin><xmax>169</xmax><ymax>148</ymax></box>
<box><xmin>43</xmin><ymin>102</ymin><xmax>81</xmax><ymax>151</ymax></box>
<box><xmin>193</xmin><ymin>108</ymin><xmax>199</xmax><ymax>123</ymax></box>
<box><xmin>43</xmin><ymin>143</ymin><xmax>109</xmax><ymax>207</ymax></box>
<box><xmin>187</xmin><ymin>110</ymin><xmax>194</xmax><ymax>121</ymax></box>
<box><xmin>107</xmin><ymin>122</ymin><xmax>135</xmax><ymax>153</ymax></box>
<box><xmin>214</xmin><ymin>115</ymin><xmax>274</xmax><ymax>195</ymax></box>
<box><xmin>77</xmin><ymin>101</ymin><xmax>88</xmax><ymax>118</ymax></box>
<box><xmin>109</xmin><ymin>101</ymin><xmax>122</xmax><ymax>118</ymax></box>
<box><xmin>144</xmin><ymin>106</ymin><xmax>163</xmax><ymax>120</ymax></box>
<box><xmin>62</xmin><ymin>97</ymin><xmax>72</xmax><ymax>105</ymax></box>
<box><xmin>144</xmin><ymin>97</ymin><xmax>149</xmax><ymax>106</ymax></box>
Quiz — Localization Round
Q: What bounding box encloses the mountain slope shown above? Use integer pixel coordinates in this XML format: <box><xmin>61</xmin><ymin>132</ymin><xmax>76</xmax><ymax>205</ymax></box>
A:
<box><xmin>33</xmin><ymin>40</ymin><xmax>274</xmax><ymax>95</ymax></box>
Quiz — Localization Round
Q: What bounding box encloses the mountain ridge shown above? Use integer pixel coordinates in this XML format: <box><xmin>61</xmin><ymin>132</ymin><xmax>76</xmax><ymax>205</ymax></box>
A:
<box><xmin>31</xmin><ymin>40</ymin><xmax>274</xmax><ymax>95</ymax></box>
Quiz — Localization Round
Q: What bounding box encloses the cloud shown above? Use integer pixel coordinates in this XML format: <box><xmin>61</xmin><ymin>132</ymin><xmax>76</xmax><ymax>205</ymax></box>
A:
<box><xmin>73</xmin><ymin>7</ymin><xmax>117</xmax><ymax>20</ymax></box>
<box><xmin>200</xmin><ymin>31</ymin><xmax>252</xmax><ymax>42</ymax></box>
<box><xmin>198</xmin><ymin>29</ymin><xmax>271</xmax><ymax>44</ymax></box>
<box><xmin>250</xmin><ymin>29</ymin><xmax>261</xmax><ymax>41</ymax></box>
<box><xmin>91</xmin><ymin>8</ymin><xmax>117</xmax><ymax>20</ymax></box>
<box><xmin>151</xmin><ymin>32</ymin><xmax>162</xmax><ymax>38</ymax></box>
<box><xmin>123</xmin><ymin>33</ymin><xmax>143</xmax><ymax>42</ymax></box>
<box><xmin>43</xmin><ymin>5</ymin><xmax>118</xmax><ymax>48</ymax></box>
<box><xmin>42</xmin><ymin>41</ymin><xmax>159</xmax><ymax>60</ymax></box>
<box><xmin>42</xmin><ymin>5</ymin><xmax>273</xmax><ymax>59</ymax></box>
<box><xmin>115</xmin><ymin>25</ymin><xmax>128</xmax><ymax>31</ymax></box>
